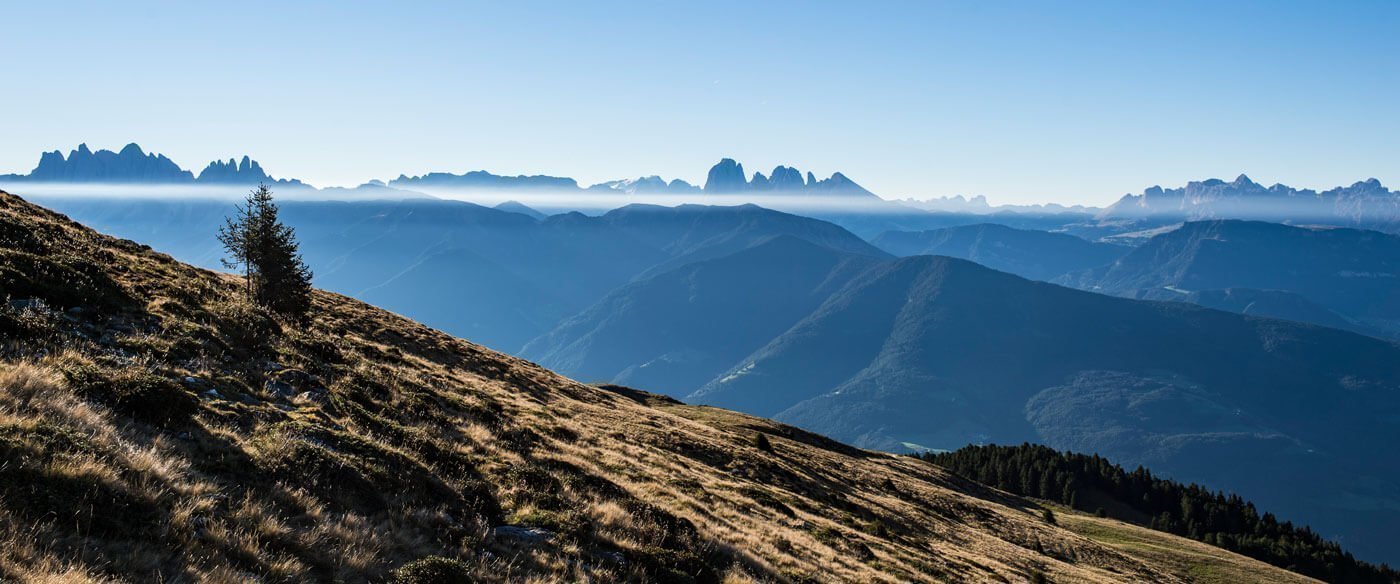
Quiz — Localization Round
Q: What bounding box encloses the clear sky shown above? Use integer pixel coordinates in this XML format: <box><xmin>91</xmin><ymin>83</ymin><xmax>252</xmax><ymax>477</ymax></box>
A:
<box><xmin>3</xmin><ymin>1</ymin><xmax>1398</xmax><ymax>205</ymax></box>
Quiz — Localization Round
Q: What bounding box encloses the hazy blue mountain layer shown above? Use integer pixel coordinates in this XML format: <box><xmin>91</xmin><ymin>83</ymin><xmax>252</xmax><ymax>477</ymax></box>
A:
<box><xmin>1060</xmin><ymin>220</ymin><xmax>1400</xmax><ymax>338</ymax></box>
<box><xmin>873</xmin><ymin>223</ymin><xmax>1127</xmax><ymax>281</ymax></box>
<box><xmin>522</xmin><ymin>236</ymin><xmax>882</xmax><ymax>394</ymax></box>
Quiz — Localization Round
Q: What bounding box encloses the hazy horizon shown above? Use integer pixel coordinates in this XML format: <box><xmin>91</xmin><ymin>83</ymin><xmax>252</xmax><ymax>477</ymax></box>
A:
<box><xmin>5</xmin><ymin>144</ymin><xmax>1396</xmax><ymax>213</ymax></box>
<box><xmin>5</xmin><ymin>1</ymin><xmax>1398</xmax><ymax>206</ymax></box>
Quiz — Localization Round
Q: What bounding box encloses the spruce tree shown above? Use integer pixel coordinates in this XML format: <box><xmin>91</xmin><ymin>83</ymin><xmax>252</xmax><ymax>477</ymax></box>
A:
<box><xmin>218</xmin><ymin>185</ymin><xmax>313</xmax><ymax>319</ymax></box>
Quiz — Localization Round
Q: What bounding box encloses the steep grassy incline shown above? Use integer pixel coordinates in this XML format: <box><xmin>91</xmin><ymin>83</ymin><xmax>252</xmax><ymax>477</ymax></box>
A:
<box><xmin>0</xmin><ymin>191</ymin><xmax>1307</xmax><ymax>583</ymax></box>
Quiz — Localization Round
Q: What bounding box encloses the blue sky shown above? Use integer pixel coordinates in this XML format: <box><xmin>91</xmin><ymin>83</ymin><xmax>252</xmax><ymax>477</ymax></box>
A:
<box><xmin>3</xmin><ymin>1</ymin><xmax>1397</xmax><ymax>205</ymax></box>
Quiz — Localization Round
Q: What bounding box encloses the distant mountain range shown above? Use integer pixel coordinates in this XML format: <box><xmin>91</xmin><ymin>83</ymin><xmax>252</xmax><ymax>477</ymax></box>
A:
<box><xmin>388</xmin><ymin>170</ymin><xmax>582</xmax><ymax>192</ymax></box>
<box><xmin>0</xmin><ymin>143</ymin><xmax>884</xmax><ymax>211</ymax></box>
<box><xmin>586</xmin><ymin>176</ymin><xmax>700</xmax><ymax>195</ymax></box>
<box><xmin>387</xmin><ymin>157</ymin><xmax>880</xmax><ymax>199</ymax></box>
<box><xmin>1098</xmin><ymin>174</ymin><xmax>1400</xmax><ymax>233</ymax></box>
<box><xmin>891</xmin><ymin>194</ymin><xmax>1099</xmax><ymax>215</ymax></box>
<box><xmin>8</xmin><ymin>143</ymin><xmax>1400</xmax><ymax>239</ymax></box>
<box><xmin>0</xmin><ymin>143</ymin><xmax>305</xmax><ymax>187</ymax></box>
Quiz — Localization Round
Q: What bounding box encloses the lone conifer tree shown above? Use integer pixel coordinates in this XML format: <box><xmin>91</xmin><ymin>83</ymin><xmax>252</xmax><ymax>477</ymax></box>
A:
<box><xmin>218</xmin><ymin>185</ymin><xmax>313</xmax><ymax>319</ymax></box>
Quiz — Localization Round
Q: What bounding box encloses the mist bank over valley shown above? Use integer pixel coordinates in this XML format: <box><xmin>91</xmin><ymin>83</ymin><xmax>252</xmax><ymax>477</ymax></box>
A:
<box><xmin>7</xmin><ymin>143</ymin><xmax>1400</xmax><ymax>242</ymax></box>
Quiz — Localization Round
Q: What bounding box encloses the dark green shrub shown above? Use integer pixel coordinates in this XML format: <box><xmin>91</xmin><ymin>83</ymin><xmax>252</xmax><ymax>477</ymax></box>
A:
<box><xmin>0</xmin><ymin>303</ymin><xmax>58</xmax><ymax>341</ymax></box>
<box><xmin>112</xmin><ymin>373</ymin><xmax>197</xmax><ymax>426</ymax></box>
<box><xmin>0</xmin><ymin>215</ymin><xmax>49</xmax><ymax>253</ymax></box>
<box><xmin>251</xmin><ymin>431</ymin><xmax>386</xmax><ymax>512</ymax></box>
<box><xmin>390</xmin><ymin>556</ymin><xmax>475</xmax><ymax>584</ymax></box>
<box><xmin>752</xmin><ymin>431</ymin><xmax>772</xmax><ymax>452</ymax></box>
<box><xmin>740</xmin><ymin>486</ymin><xmax>795</xmax><ymax>517</ymax></box>
<box><xmin>212</xmin><ymin>300</ymin><xmax>280</xmax><ymax>358</ymax></box>
<box><xmin>0</xmin><ymin>250</ymin><xmax>133</xmax><ymax>311</ymax></box>
<box><xmin>62</xmin><ymin>365</ymin><xmax>197</xmax><ymax>427</ymax></box>
<box><xmin>0</xmin><ymin>464</ymin><xmax>161</xmax><ymax>539</ymax></box>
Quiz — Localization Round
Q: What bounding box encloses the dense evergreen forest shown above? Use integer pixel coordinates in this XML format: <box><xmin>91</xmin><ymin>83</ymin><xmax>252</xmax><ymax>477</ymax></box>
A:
<box><xmin>923</xmin><ymin>444</ymin><xmax>1398</xmax><ymax>583</ymax></box>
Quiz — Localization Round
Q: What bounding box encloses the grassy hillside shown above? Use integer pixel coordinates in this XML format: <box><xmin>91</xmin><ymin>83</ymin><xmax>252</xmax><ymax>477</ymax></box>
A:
<box><xmin>0</xmin><ymin>190</ymin><xmax>1318</xmax><ymax>582</ymax></box>
<box><xmin>1053</xmin><ymin>506</ymin><xmax>1317</xmax><ymax>584</ymax></box>
<box><xmin>924</xmin><ymin>444</ymin><xmax>1396</xmax><ymax>582</ymax></box>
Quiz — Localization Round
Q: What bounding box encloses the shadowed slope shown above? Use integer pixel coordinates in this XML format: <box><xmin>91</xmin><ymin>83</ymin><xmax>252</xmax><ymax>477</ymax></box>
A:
<box><xmin>522</xmin><ymin>236</ymin><xmax>881</xmax><ymax>395</ymax></box>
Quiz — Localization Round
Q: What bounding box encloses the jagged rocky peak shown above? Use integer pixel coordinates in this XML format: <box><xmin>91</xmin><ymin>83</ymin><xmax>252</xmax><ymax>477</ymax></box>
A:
<box><xmin>197</xmin><ymin>155</ymin><xmax>274</xmax><ymax>184</ymax></box>
<box><xmin>587</xmin><ymin>175</ymin><xmax>699</xmax><ymax>195</ymax></box>
<box><xmin>20</xmin><ymin>142</ymin><xmax>194</xmax><ymax>183</ymax></box>
<box><xmin>701</xmin><ymin>158</ymin><xmax>878</xmax><ymax>197</ymax></box>
<box><xmin>768</xmin><ymin>165</ymin><xmax>806</xmax><ymax>190</ymax></box>
<box><xmin>36</xmin><ymin>149</ymin><xmax>66</xmax><ymax>168</ymax></box>
<box><xmin>388</xmin><ymin>169</ymin><xmax>579</xmax><ymax>191</ymax></box>
<box><xmin>1350</xmin><ymin>178</ymin><xmax>1386</xmax><ymax>191</ymax></box>
<box><xmin>1099</xmin><ymin>174</ymin><xmax>1400</xmax><ymax>226</ymax></box>
<box><xmin>703</xmin><ymin>158</ymin><xmax>749</xmax><ymax>193</ymax></box>
<box><xmin>807</xmin><ymin>171</ymin><xmax>878</xmax><ymax>198</ymax></box>
<box><xmin>749</xmin><ymin>171</ymin><xmax>771</xmax><ymax>190</ymax></box>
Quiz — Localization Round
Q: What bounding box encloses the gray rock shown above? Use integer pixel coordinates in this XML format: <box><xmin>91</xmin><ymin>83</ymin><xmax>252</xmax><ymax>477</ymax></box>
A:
<box><xmin>8</xmin><ymin>298</ymin><xmax>46</xmax><ymax>311</ymax></box>
<box><xmin>265</xmin><ymin>379</ymin><xmax>296</xmax><ymax>398</ymax></box>
<box><xmin>491</xmin><ymin>525</ymin><xmax>553</xmax><ymax>544</ymax></box>
<box><xmin>272</xmin><ymin>369</ymin><xmax>316</xmax><ymax>387</ymax></box>
<box><xmin>295</xmin><ymin>391</ymin><xmax>326</xmax><ymax>403</ymax></box>
<box><xmin>593</xmin><ymin>550</ymin><xmax>626</xmax><ymax>565</ymax></box>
